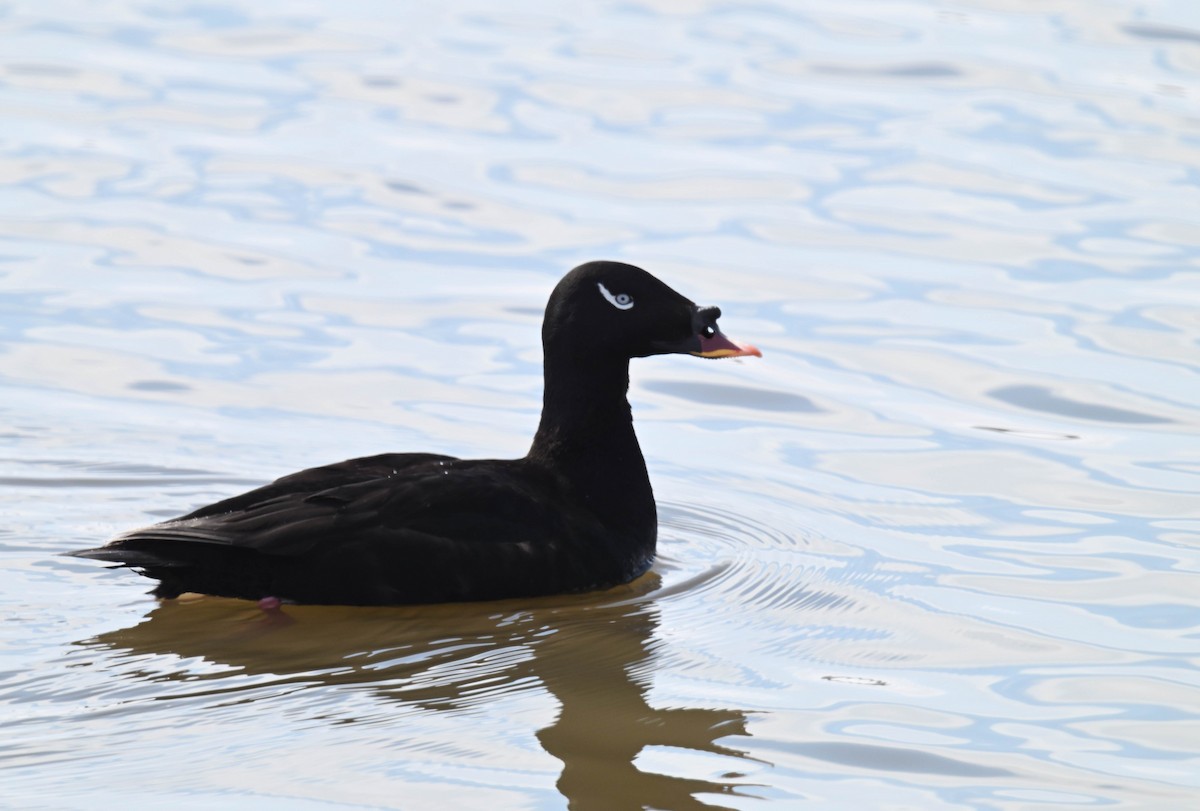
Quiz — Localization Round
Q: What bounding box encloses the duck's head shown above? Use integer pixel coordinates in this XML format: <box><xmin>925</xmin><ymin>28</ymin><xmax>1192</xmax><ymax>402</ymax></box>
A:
<box><xmin>543</xmin><ymin>261</ymin><xmax>761</xmax><ymax>363</ymax></box>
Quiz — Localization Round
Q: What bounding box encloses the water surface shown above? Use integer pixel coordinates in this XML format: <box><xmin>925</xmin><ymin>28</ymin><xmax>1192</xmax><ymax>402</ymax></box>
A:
<box><xmin>2</xmin><ymin>1</ymin><xmax>1199</xmax><ymax>809</ymax></box>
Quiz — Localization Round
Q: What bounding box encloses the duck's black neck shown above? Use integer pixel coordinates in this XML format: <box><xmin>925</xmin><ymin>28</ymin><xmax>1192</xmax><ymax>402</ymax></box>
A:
<box><xmin>527</xmin><ymin>355</ymin><xmax>654</xmax><ymax>528</ymax></box>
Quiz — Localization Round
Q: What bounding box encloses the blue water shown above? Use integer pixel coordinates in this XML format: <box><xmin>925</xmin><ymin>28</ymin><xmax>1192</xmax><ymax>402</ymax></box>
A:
<box><xmin>2</xmin><ymin>1</ymin><xmax>1199</xmax><ymax>809</ymax></box>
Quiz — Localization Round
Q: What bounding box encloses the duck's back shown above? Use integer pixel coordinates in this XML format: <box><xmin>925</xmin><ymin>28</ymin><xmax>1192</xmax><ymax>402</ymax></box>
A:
<box><xmin>75</xmin><ymin>452</ymin><xmax>656</xmax><ymax>605</ymax></box>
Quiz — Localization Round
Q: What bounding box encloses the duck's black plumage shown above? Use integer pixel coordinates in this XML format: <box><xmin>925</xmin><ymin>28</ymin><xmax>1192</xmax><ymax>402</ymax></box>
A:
<box><xmin>69</xmin><ymin>261</ymin><xmax>760</xmax><ymax>605</ymax></box>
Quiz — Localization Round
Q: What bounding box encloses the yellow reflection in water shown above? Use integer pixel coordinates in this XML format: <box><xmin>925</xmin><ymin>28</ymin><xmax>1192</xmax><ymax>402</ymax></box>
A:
<box><xmin>85</xmin><ymin>576</ymin><xmax>758</xmax><ymax>810</ymax></box>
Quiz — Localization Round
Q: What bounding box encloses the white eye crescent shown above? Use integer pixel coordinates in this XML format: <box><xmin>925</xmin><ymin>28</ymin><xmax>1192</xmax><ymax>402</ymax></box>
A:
<box><xmin>598</xmin><ymin>282</ymin><xmax>634</xmax><ymax>310</ymax></box>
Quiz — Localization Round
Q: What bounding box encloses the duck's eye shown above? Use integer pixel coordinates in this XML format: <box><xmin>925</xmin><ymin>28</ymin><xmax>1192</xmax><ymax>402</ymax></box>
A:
<box><xmin>597</xmin><ymin>282</ymin><xmax>635</xmax><ymax>311</ymax></box>
<box><xmin>702</xmin><ymin>325</ymin><xmax>716</xmax><ymax>339</ymax></box>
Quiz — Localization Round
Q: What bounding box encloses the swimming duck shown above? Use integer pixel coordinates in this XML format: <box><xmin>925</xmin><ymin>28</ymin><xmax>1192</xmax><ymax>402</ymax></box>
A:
<box><xmin>70</xmin><ymin>261</ymin><xmax>761</xmax><ymax>605</ymax></box>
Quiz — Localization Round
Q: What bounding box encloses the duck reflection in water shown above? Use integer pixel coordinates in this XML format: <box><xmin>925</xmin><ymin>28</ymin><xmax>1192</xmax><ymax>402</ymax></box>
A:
<box><xmin>81</xmin><ymin>577</ymin><xmax>759</xmax><ymax>810</ymax></box>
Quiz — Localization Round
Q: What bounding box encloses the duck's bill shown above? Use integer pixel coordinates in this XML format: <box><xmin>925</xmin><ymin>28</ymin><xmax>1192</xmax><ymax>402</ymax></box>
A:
<box><xmin>691</xmin><ymin>331</ymin><xmax>762</xmax><ymax>359</ymax></box>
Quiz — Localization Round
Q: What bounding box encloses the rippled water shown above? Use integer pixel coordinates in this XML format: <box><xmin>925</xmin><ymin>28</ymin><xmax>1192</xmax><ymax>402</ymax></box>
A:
<box><xmin>3</xmin><ymin>1</ymin><xmax>1199</xmax><ymax>808</ymax></box>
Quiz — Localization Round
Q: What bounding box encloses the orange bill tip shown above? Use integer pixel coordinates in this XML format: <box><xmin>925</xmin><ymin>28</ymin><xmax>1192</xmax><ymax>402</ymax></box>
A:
<box><xmin>691</xmin><ymin>332</ymin><xmax>762</xmax><ymax>359</ymax></box>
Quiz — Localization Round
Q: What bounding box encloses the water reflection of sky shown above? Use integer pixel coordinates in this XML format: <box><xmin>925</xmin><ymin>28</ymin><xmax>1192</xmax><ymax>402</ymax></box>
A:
<box><xmin>2</xmin><ymin>1</ymin><xmax>1199</xmax><ymax>809</ymax></box>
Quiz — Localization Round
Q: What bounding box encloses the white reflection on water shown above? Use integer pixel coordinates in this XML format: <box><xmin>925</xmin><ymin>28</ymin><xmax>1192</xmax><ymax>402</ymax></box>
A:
<box><xmin>2</xmin><ymin>0</ymin><xmax>1200</xmax><ymax>808</ymax></box>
